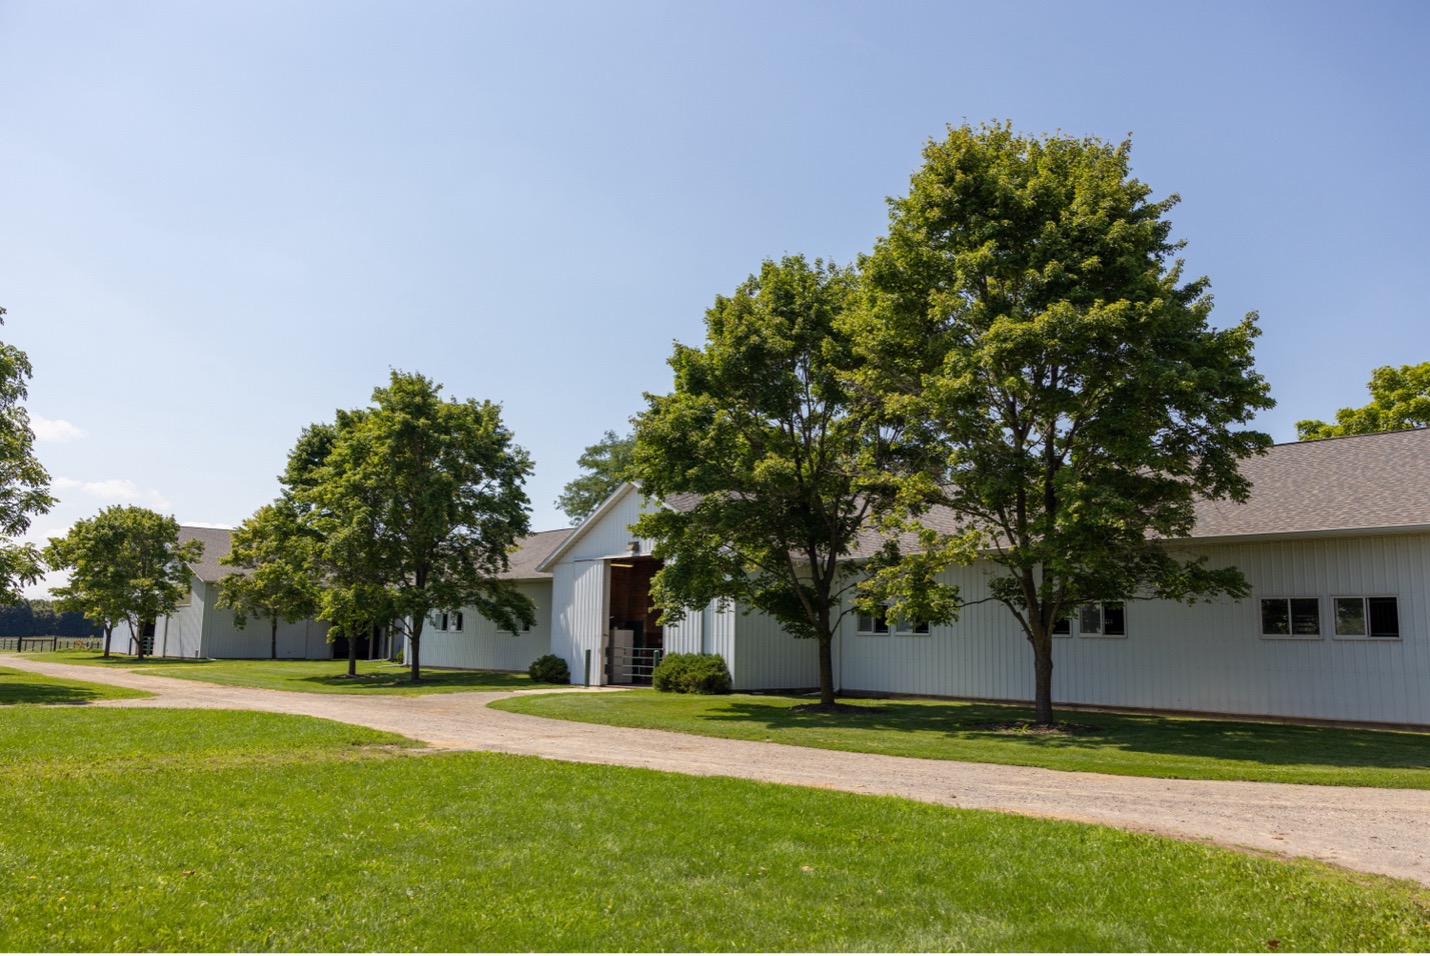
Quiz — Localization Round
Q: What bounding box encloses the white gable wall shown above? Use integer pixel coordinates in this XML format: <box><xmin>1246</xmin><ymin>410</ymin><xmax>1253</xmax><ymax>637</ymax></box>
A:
<box><xmin>152</xmin><ymin>576</ymin><xmax>207</xmax><ymax>658</ymax></box>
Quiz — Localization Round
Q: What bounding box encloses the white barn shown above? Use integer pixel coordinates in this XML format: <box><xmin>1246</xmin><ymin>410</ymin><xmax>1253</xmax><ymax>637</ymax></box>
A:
<box><xmin>423</xmin><ymin>429</ymin><xmax>1430</xmax><ymax>727</ymax></box>
<box><xmin>149</xmin><ymin>527</ymin><xmax>336</xmax><ymax>660</ymax></box>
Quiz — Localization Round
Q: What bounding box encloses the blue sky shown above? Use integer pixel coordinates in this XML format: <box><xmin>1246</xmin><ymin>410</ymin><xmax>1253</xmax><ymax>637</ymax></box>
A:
<box><xmin>3</xmin><ymin>0</ymin><xmax>1428</xmax><ymax>595</ymax></box>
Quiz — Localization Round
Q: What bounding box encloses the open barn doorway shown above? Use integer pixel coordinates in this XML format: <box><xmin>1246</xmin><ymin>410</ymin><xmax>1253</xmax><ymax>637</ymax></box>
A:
<box><xmin>605</xmin><ymin>556</ymin><xmax>664</xmax><ymax>684</ymax></box>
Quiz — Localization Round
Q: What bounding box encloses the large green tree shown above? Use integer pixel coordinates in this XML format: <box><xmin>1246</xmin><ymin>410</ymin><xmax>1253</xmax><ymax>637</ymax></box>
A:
<box><xmin>216</xmin><ymin>501</ymin><xmax>321</xmax><ymax>660</ymax></box>
<box><xmin>44</xmin><ymin>506</ymin><xmax>203</xmax><ymax>660</ymax></box>
<box><xmin>852</xmin><ymin>123</ymin><xmax>1274</xmax><ymax>725</ymax></box>
<box><xmin>0</xmin><ymin>307</ymin><xmax>55</xmax><ymax>602</ymax></box>
<box><xmin>1296</xmin><ymin>362</ymin><xmax>1430</xmax><ymax>440</ymax></box>
<box><xmin>296</xmin><ymin>372</ymin><xmax>536</xmax><ymax>681</ymax></box>
<box><xmin>631</xmin><ymin>256</ymin><xmax>954</xmax><ymax>708</ymax></box>
<box><xmin>556</xmin><ymin>430</ymin><xmax>635</xmax><ymax>524</ymax></box>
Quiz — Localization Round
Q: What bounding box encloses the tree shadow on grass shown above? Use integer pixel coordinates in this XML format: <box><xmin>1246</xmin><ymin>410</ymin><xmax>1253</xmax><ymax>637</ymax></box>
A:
<box><xmin>0</xmin><ymin>681</ymin><xmax>117</xmax><ymax>705</ymax></box>
<box><xmin>700</xmin><ymin>699</ymin><xmax>1430</xmax><ymax>771</ymax></box>
<box><xmin>293</xmin><ymin>670</ymin><xmax>544</xmax><ymax>692</ymax></box>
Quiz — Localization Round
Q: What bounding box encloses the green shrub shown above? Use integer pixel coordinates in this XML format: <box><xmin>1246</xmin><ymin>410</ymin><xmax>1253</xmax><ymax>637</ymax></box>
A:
<box><xmin>528</xmin><ymin>654</ymin><xmax>570</xmax><ymax>684</ymax></box>
<box><xmin>652</xmin><ymin>653</ymin><xmax>731</xmax><ymax>694</ymax></box>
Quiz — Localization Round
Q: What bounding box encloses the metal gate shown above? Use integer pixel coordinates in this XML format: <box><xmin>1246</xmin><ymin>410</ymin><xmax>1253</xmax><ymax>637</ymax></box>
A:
<box><xmin>605</xmin><ymin>645</ymin><xmax>663</xmax><ymax>685</ymax></box>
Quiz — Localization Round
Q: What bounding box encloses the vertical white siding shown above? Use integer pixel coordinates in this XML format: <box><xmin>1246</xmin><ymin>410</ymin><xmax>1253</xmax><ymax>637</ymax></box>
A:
<box><xmin>821</xmin><ymin>533</ymin><xmax>1430</xmax><ymax>725</ymax></box>
<box><xmin>420</xmin><ymin>581</ymin><xmax>553</xmax><ymax>671</ymax></box>
<box><xmin>154</xmin><ymin>577</ymin><xmax>207</xmax><ymax>658</ymax></box>
<box><xmin>663</xmin><ymin>603</ymin><xmax>704</xmax><ymax>654</ymax></box>
<box><xmin>731</xmin><ymin>604</ymin><xmax>822</xmax><ymax>690</ymax></box>
<box><xmin>551</xmin><ymin>559</ymin><xmax>608</xmax><ymax>685</ymax></box>
<box><xmin>204</xmin><ymin>606</ymin><xmax>332</xmax><ymax>660</ymax></box>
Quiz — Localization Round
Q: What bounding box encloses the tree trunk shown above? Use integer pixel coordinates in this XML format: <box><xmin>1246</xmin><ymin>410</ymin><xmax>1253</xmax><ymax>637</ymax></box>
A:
<box><xmin>1031</xmin><ymin>630</ymin><xmax>1054</xmax><ymax>725</ymax></box>
<box><xmin>133</xmin><ymin>621</ymin><xmax>145</xmax><ymax>662</ymax></box>
<box><xmin>102</xmin><ymin>625</ymin><xmax>113</xmax><ymax>659</ymax></box>
<box><xmin>270</xmin><ymin>616</ymin><xmax>278</xmax><ymax>660</ymax></box>
<box><xmin>347</xmin><ymin>628</ymin><xmax>358</xmax><ymax>677</ymax></box>
<box><xmin>409</xmin><ymin>619</ymin><xmax>423</xmax><ymax>682</ymax></box>
<box><xmin>817</xmin><ymin>635</ymin><xmax>835</xmax><ymax>707</ymax></box>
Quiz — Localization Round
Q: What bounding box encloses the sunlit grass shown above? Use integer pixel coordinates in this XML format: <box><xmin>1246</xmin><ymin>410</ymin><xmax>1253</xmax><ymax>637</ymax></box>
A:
<box><xmin>0</xmin><ymin>707</ymin><xmax>1425</xmax><ymax>952</ymax></box>
<box><xmin>492</xmin><ymin>691</ymin><xmax>1430</xmax><ymax>788</ymax></box>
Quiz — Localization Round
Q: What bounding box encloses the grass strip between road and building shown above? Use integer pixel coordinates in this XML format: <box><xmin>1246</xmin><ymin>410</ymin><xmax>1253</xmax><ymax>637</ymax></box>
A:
<box><xmin>491</xmin><ymin>690</ymin><xmax>1430</xmax><ymax>789</ymax></box>
<box><xmin>17</xmin><ymin>652</ymin><xmax>561</xmax><ymax>695</ymax></box>
<box><xmin>0</xmin><ymin>706</ymin><xmax>1426</xmax><ymax>952</ymax></box>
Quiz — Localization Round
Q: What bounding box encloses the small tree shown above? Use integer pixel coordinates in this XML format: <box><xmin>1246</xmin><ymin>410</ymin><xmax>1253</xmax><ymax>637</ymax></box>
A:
<box><xmin>295</xmin><ymin>372</ymin><xmax>536</xmax><ymax>681</ymax></box>
<box><xmin>630</xmin><ymin>256</ymin><xmax>956</xmax><ymax>708</ymax></box>
<box><xmin>1296</xmin><ymin>362</ymin><xmax>1430</xmax><ymax>440</ymax></box>
<box><xmin>45</xmin><ymin>506</ymin><xmax>202</xmax><ymax>660</ymax></box>
<box><xmin>556</xmin><ymin>430</ymin><xmax>635</xmax><ymax>524</ymax></box>
<box><xmin>0</xmin><ymin>306</ymin><xmax>55</xmax><ymax>603</ymax></box>
<box><xmin>853</xmin><ymin>123</ymin><xmax>1274</xmax><ymax>725</ymax></box>
<box><xmin>216</xmin><ymin>501</ymin><xmax>320</xmax><ymax>660</ymax></box>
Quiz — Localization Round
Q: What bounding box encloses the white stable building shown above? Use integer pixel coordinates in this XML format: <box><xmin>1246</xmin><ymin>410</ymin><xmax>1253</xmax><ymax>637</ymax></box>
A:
<box><xmin>422</xmin><ymin>428</ymin><xmax>1430</xmax><ymax>727</ymax></box>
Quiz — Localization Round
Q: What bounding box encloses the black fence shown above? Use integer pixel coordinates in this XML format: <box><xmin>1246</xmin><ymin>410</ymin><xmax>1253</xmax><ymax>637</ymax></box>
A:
<box><xmin>0</xmin><ymin>636</ymin><xmax>103</xmax><ymax>652</ymax></box>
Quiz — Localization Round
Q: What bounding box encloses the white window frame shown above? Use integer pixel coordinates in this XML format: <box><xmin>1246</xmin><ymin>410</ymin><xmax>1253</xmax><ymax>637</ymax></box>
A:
<box><xmin>1259</xmin><ymin>596</ymin><xmax>1323</xmax><ymax>640</ymax></box>
<box><xmin>856</xmin><ymin>609</ymin><xmax>929</xmax><ymax>636</ymax></box>
<box><xmin>1331</xmin><ymin>595</ymin><xmax>1401</xmax><ymax>641</ymax></box>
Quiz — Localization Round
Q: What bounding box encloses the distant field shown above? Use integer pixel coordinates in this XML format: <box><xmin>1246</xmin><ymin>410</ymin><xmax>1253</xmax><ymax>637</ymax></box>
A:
<box><xmin>19</xmin><ymin>653</ymin><xmax>564</xmax><ymax>695</ymax></box>
<box><xmin>493</xmin><ymin>690</ymin><xmax>1430</xmax><ymax>789</ymax></box>
<box><xmin>0</xmin><ymin>707</ymin><xmax>1425</xmax><ymax>952</ymax></box>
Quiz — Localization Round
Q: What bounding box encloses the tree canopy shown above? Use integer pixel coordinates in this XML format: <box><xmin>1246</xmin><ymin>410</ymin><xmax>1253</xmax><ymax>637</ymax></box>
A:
<box><xmin>217</xmin><ymin>500</ymin><xmax>321</xmax><ymax>660</ymax></box>
<box><xmin>0</xmin><ymin>307</ymin><xmax>55</xmax><ymax>603</ymax></box>
<box><xmin>556</xmin><ymin>430</ymin><xmax>635</xmax><ymax>524</ymax></box>
<box><xmin>293</xmin><ymin>371</ymin><xmax>536</xmax><ymax>681</ymax></box>
<box><xmin>1296</xmin><ymin>362</ymin><xmax>1430</xmax><ymax>440</ymax></box>
<box><xmin>44</xmin><ymin>506</ymin><xmax>203</xmax><ymax>659</ymax></box>
<box><xmin>630</xmin><ymin>255</ymin><xmax>950</xmax><ymax>707</ymax></box>
<box><xmin>851</xmin><ymin>123</ymin><xmax>1274</xmax><ymax>724</ymax></box>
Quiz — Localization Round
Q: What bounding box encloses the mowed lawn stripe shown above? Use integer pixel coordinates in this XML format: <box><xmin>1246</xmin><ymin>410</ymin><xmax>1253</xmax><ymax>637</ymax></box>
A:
<box><xmin>0</xmin><ymin>709</ymin><xmax>1427</xmax><ymax>952</ymax></box>
<box><xmin>492</xmin><ymin>690</ymin><xmax>1430</xmax><ymax>789</ymax></box>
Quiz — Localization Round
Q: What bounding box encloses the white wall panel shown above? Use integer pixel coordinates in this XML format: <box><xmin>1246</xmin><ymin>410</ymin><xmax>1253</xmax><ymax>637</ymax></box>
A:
<box><xmin>731</xmin><ymin>604</ymin><xmax>822</xmax><ymax>690</ymax></box>
<box><xmin>420</xmin><ymin>581</ymin><xmax>553</xmax><ymax>671</ymax></box>
<box><xmin>563</xmin><ymin>487</ymin><xmax>657</xmax><ymax>561</ymax></box>
<box><xmin>826</xmin><ymin>533</ymin><xmax>1430</xmax><ymax>725</ymax></box>
<box><xmin>551</xmin><ymin>559</ymin><xmax>608</xmax><ymax>685</ymax></box>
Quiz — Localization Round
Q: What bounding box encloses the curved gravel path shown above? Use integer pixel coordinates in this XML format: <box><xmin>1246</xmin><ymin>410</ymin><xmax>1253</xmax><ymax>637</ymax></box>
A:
<box><xmin>8</xmin><ymin>655</ymin><xmax>1430</xmax><ymax>886</ymax></box>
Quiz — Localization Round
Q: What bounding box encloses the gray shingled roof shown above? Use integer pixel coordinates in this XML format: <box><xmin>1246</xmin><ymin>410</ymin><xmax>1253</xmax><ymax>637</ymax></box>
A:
<box><xmin>178</xmin><ymin>526</ymin><xmax>236</xmax><ymax>582</ymax></box>
<box><xmin>658</xmin><ymin>428</ymin><xmax>1430</xmax><ymax>554</ymax></box>
<box><xmin>1188</xmin><ymin>427</ymin><xmax>1430</xmax><ymax>540</ymax></box>
<box><xmin>180</xmin><ymin>525</ymin><xmax>574</xmax><ymax>583</ymax></box>
<box><xmin>501</xmin><ymin>528</ymin><xmax>574</xmax><ymax>580</ymax></box>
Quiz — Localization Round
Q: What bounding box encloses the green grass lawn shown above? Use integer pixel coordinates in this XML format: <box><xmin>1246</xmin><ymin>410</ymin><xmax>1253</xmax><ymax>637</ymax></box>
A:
<box><xmin>0</xmin><ymin>708</ymin><xmax>1425</xmax><ymax>952</ymax></box>
<box><xmin>0</xmin><ymin>665</ymin><xmax>152</xmax><ymax>705</ymax></box>
<box><xmin>492</xmin><ymin>691</ymin><xmax>1430</xmax><ymax>789</ymax></box>
<box><xmin>19</xmin><ymin>652</ymin><xmax>561</xmax><ymax>695</ymax></box>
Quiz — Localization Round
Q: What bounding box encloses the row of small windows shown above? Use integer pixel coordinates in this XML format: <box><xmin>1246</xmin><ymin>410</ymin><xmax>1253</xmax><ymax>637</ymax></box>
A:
<box><xmin>857</xmin><ymin>601</ymin><xmax>1127</xmax><ymax>638</ymax></box>
<box><xmin>430</xmin><ymin>611</ymin><xmax>464</xmax><ymax>633</ymax></box>
<box><xmin>1260</xmin><ymin>596</ymin><xmax>1400</xmax><ymax>640</ymax></box>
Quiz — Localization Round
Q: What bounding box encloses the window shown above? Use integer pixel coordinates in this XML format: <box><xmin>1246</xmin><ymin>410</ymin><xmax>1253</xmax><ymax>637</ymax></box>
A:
<box><xmin>1077</xmin><ymin>602</ymin><xmax>1126</xmax><ymax>637</ymax></box>
<box><xmin>1260</xmin><ymin>598</ymin><xmax>1321</xmax><ymax>638</ymax></box>
<box><xmin>1052</xmin><ymin>616</ymin><xmax>1072</xmax><ymax>637</ymax></box>
<box><xmin>856</xmin><ymin>611</ymin><xmax>929</xmax><ymax>636</ymax></box>
<box><xmin>1333</xmin><ymin>596</ymin><xmax>1400</xmax><ymax>640</ymax></box>
<box><xmin>432</xmin><ymin>612</ymin><xmax>465</xmax><ymax>633</ymax></box>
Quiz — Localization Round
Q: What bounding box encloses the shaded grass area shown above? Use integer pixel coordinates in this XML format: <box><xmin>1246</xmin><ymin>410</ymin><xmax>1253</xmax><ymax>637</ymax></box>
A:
<box><xmin>0</xmin><ymin>709</ymin><xmax>1426</xmax><ymax>952</ymax></box>
<box><xmin>492</xmin><ymin>691</ymin><xmax>1430</xmax><ymax>789</ymax></box>
<box><xmin>19</xmin><ymin>652</ymin><xmax>560</xmax><ymax>695</ymax></box>
<box><xmin>0</xmin><ymin>665</ymin><xmax>152</xmax><ymax>705</ymax></box>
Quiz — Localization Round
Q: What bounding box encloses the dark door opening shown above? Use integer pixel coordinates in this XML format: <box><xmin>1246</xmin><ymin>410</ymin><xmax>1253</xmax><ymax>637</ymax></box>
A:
<box><xmin>606</xmin><ymin>556</ymin><xmax>664</xmax><ymax>684</ymax></box>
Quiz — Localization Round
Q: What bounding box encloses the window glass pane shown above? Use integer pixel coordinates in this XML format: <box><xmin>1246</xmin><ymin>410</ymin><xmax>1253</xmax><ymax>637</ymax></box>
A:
<box><xmin>1052</xmin><ymin>616</ymin><xmax>1071</xmax><ymax>636</ymax></box>
<box><xmin>454</xmin><ymin>612</ymin><xmax>464</xmax><ymax>632</ymax></box>
<box><xmin>1368</xmin><ymin>597</ymin><xmax>1400</xmax><ymax>638</ymax></box>
<box><xmin>1290</xmin><ymin>598</ymin><xmax>1320</xmax><ymax>635</ymax></box>
<box><xmin>911</xmin><ymin>621</ymin><xmax>930</xmax><ymax>635</ymax></box>
<box><xmin>1079</xmin><ymin>604</ymin><xmax>1102</xmax><ymax>634</ymax></box>
<box><xmin>1102</xmin><ymin>602</ymin><xmax>1125</xmax><ymax>636</ymax></box>
<box><xmin>1334</xmin><ymin>598</ymin><xmax>1366</xmax><ymax>636</ymax></box>
<box><xmin>874</xmin><ymin>615</ymin><xmax>889</xmax><ymax>634</ymax></box>
<box><xmin>1260</xmin><ymin>599</ymin><xmax>1289</xmax><ymax>635</ymax></box>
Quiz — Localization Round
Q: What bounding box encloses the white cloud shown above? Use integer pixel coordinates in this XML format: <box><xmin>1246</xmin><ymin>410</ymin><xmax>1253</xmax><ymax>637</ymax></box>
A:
<box><xmin>52</xmin><ymin>476</ymin><xmax>173</xmax><ymax>510</ymax></box>
<box><xmin>30</xmin><ymin>415</ymin><xmax>87</xmax><ymax>443</ymax></box>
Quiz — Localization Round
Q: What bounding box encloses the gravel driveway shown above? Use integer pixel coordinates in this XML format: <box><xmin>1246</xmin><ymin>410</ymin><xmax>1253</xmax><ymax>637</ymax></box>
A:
<box><xmin>8</xmin><ymin>655</ymin><xmax>1430</xmax><ymax>887</ymax></box>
